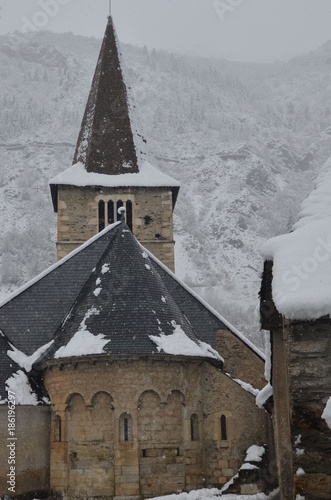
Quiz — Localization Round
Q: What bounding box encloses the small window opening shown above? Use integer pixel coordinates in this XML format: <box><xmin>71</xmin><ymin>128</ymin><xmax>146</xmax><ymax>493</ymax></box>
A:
<box><xmin>120</xmin><ymin>412</ymin><xmax>133</xmax><ymax>442</ymax></box>
<box><xmin>98</xmin><ymin>200</ymin><xmax>105</xmax><ymax>232</ymax></box>
<box><xmin>190</xmin><ymin>414</ymin><xmax>199</xmax><ymax>441</ymax></box>
<box><xmin>54</xmin><ymin>415</ymin><xmax>62</xmax><ymax>442</ymax></box>
<box><xmin>221</xmin><ymin>415</ymin><xmax>227</xmax><ymax>441</ymax></box>
<box><xmin>108</xmin><ymin>200</ymin><xmax>115</xmax><ymax>224</ymax></box>
<box><xmin>126</xmin><ymin>200</ymin><xmax>133</xmax><ymax>232</ymax></box>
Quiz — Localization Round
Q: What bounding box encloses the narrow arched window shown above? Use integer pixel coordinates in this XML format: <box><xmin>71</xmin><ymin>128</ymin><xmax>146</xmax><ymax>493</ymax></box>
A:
<box><xmin>221</xmin><ymin>415</ymin><xmax>227</xmax><ymax>441</ymax></box>
<box><xmin>54</xmin><ymin>415</ymin><xmax>62</xmax><ymax>442</ymax></box>
<box><xmin>108</xmin><ymin>200</ymin><xmax>115</xmax><ymax>224</ymax></box>
<box><xmin>190</xmin><ymin>414</ymin><xmax>199</xmax><ymax>441</ymax></box>
<box><xmin>126</xmin><ymin>200</ymin><xmax>133</xmax><ymax>232</ymax></box>
<box><xmin>116</xmin><ymin>200</ymin><xmax>124</xmax><ymax>221</ymax></box>
<box><xmin>119</xmin><ymin>413</ymin><xmax>133</xmax><ymax>442</ymax></box>
<box><xmin>98</xmin><ymin>200</ymin><xmax>105</xmax><ymax>232</ymax></box>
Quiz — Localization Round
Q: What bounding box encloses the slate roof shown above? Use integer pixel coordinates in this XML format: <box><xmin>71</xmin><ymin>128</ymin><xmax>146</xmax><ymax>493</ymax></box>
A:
<box><xmin>0</xmin><ymin>331</ymin><xmax>21</xmax><ymax>403</ymax></box>
<box><xmin>0</xmin><ymin>225</ymin><xmax>120</xmax><ymax>355</ymax></box>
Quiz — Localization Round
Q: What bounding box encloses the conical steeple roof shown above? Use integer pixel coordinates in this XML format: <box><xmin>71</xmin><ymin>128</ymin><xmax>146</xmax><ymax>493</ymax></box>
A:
<box><xmin>73</xmin><ymin>16</ymin><xmax>140</xmax><ymax>175</ymax></box>
<box><xmin>49</xmin><ymin>16</ymin><xmax>180</xmax><ymax>212</ymax></box>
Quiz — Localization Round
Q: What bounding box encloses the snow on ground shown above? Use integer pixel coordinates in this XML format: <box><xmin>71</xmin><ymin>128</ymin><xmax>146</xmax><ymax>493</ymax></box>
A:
<box><xmin>147</xmin><ymin>488</ymin><xmax>279</xmax><ymax>500</ymax></box>
<box><xmin>149</xmin><ymin>320</ymin><xmax>223</xmax><ymax>361</ymax></box>
<box><xmin>261</xmin><ymin>155</ymin><xmax>331</xmax><ymax>320</ymax></box>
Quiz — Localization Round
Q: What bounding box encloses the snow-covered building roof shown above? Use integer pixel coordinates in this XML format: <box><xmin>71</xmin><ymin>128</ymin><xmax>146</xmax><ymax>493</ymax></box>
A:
<box><xmin>49</xmin><ymin>15</ymin><xmax>180</xmax><ymax>212</ymax></box>
<box><xmin>261</xmin><ymin>155</ymin><xmax>331</xmax><ymax>320</ymax></box>
<box><xmin>49</xmin><ymin>161</ymin><xmax>180</xmax><ymax>189</ymax></box>
<box><xmin>36</xmin><ymin>223</ymin><xmax>223</xmax><ymax>364</ymax></box>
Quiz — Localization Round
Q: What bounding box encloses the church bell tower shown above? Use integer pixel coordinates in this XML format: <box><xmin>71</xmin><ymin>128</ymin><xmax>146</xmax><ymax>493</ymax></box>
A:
<box><xmin>49</xmin><ymin>16</ymin><xmax>179</xmax><ymax>271</ymax></box>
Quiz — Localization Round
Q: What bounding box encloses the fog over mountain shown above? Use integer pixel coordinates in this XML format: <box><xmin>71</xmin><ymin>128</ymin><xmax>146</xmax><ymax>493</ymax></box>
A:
<box><xmin>1</xmin><ymin>30</ymin><xmax>331</xmax><ymax>349</ymax></box>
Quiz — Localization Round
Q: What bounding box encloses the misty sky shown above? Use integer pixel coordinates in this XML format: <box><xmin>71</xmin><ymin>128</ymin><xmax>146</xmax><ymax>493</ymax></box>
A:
<box><xmin>0</xmin><ymin>0</ymin><xmax>331</xmax><ymax>62</ymax></box>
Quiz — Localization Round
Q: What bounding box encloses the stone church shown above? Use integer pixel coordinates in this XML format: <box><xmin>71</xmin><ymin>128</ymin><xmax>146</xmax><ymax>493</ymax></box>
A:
<box><xmin>0</xmin><ymin>17</ymin><xmax>272</xmax><ymax>499</ymax></box>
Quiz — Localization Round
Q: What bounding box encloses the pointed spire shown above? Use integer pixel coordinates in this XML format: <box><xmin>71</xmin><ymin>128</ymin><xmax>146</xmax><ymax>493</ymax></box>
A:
<box><xmin>73</xmin><ymin>16</ymin><xmax>139</xmax><ymax>175</ymax></box>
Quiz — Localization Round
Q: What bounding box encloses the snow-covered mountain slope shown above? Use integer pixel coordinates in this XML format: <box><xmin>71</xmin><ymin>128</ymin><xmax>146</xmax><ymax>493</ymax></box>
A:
<box><xmin>1</xmin><ymin>31</ymin><xmax>331</xmax><ymax>348</ymax></box>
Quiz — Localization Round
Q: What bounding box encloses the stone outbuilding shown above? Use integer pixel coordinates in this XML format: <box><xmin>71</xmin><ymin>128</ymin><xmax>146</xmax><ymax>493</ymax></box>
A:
<box><xmin>260</xmin><ymin>156</ymin><xmax>331</xmax><ymax>500</ymax></box>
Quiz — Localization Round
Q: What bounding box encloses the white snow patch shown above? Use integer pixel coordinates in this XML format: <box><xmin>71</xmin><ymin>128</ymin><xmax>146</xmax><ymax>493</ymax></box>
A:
<box><xmin>102</xmin><ymin>263</ymin><xmax>110</xmax><ymax>274</ymax></box>
<box><xmin>141</xmin><ymin>251</ymin><xmax>148</xmax><ymax>259</ymax></box>
<box><xmin>149</xmin><ymin>321</ymin><xmax>223</xmax><ymax>361</ymax></box>
<box><xmin>296</xmin><ymin>468</ymin><xmax>305</xmax><ymax>477</ymax></box>
<box><xmin>256</xmin><ymin>383</ymin><xmax>273</xmax><ymax>409</ymax></box>
<box><xmin>49</xmin><ymin>160</ymin><xmax>180</xmax><ymax>189</ymax></box>
<box><xmin>245</xmin><ymin>445</ymin><xmax>265</xmax><ymax>463</ymax></box>
<box><xmin>54</xmin><ymin>330</ymin><xmax>110</xmax><ymax>358</ymax></box>
<box><xmin>294</xmin><ymin>434</ymin><xmax>302</xmax><ymax>446</ymax></box>
<box><xmin>7</xmin><ymin>340</ymin><xmax>54</xmax><ymax>372</ymax></box>
<box><xmin>96</xmin><ymin>278</ymin><xmax>101</xmax><ymax>286</ymax></box>
<box><xmin>233</xmin><ymin>379</ymin><xmax>259</xmax><ymax>397</ymax></box>
<box><xmin>6</xmin><ymin>370</ymin><xmax>38</xmax><ymax>405</ymax></box>
<box><xmin>93</xmin><ymin>287</ymin><xmax>102</xmax><ymax>297</ymax></box>
<box><xmin>161</xmin><ymin>296</ymin><xmax>167</xmax><ymax>303</ymax></box>
<box><xmin>261</xmin><ymin>155</ymin><xmax>331</xmax><ymax>320</ymax></box>
<box><xmin>55</xmin><ymin>307</ymin><xmax>110</xmax><ymax>358</ymax></box>
<box><xmin>296</xmin><ymin>495</ymin><xmax>306</xmax><ymax>500</ymax></box>
<box><xmin>322</xmin><ymin>396</ymin><xmax>331</xmax><ymax>429</ymax></box>
<box><xmin>148</xmin><ymin>488</ymin><xmax>279</xmax><ymax>500</ymax></box>
<box><xmin>145</xmin><ymin>264</ymin><xmax>151</xmax><ymax>270</ymax></box>
<box><xmin>240</xmin><ymin>463</ymin><xmax>258</xmax><ymax>470</ymax></box>
<box><xmin>295</xmin><ymin>448</ymin><xmax>304</xmax><ymax>457</ymax></box>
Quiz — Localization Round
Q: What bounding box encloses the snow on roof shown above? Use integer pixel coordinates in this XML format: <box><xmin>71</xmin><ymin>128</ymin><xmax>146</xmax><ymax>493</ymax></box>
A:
<box><xmin>54</xmin><ymin>307</ymin><xmax>110</xmax><ymax>358</ymax></box>
<box><xmin>7</xmin><ymin>340</ymin><xmax>54</xmax><ymax>372</ymax></box>
<box><xmin>6</xmin><ymin>370</ymin><xmax>38</xmax><ymax>405</ymax></box>
<box><xmin>256</xmin><ymin>383</ymin><xmax>273</xmax><ymax>409</ymax></box>
<box><xmin>149</xmin><ymin>320</ymin><xmax>223</xmax><ymax>361</ymax></box>
<box><xmin>141</xmin><ymin>244</ymin><xmax>265</xmax><ymax>360</ymax></box>
<box><xmin>261</xmin><ymin>155</ymin><xmax>331</xmax><ymax>320</ymax></box>
<box><xmin>49</xmin><ymin>160</ymin><xmax>180</xmax><ymax>188</ymax></box>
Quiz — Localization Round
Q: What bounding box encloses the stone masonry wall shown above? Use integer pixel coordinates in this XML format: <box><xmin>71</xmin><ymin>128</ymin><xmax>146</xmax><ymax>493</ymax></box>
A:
<box><xmin>56</xmin><ymin>186</ymin><xmax>175</xmax><ymax>271</ymax></box>
<box><xmin>43</xmin><ymin>355</ymin><xmax>271</xmax><ymax>499</ymax></box>
<box><xmin>202</xmin><ymin>363</ymin><xmax>271</xmax><ymax>488</ymax></box>
<box><xmin>215</xmin><ymin>329</ymin><xmax>266</xmax><ymax>389</ymax></box>
<box><xmin>0</xmin><ymin>406</ymin><xmax>50</xmax><ymax>497</ymax></box>
<box><xmin>288</xmin><ymin>320</ymin><xmax>331</xmax><ymax>500</ymax></box>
